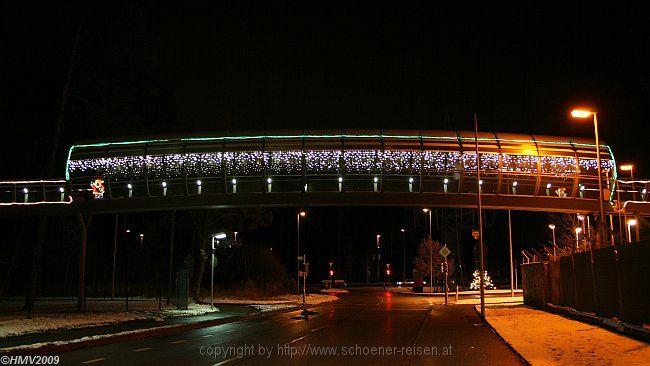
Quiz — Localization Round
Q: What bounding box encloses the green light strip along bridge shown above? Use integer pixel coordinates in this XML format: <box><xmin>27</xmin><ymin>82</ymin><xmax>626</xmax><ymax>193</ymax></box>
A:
<box><xmin>1</xmin><ymin>129</ymin><xmax>649</xmax><ymax>216</ymax></box>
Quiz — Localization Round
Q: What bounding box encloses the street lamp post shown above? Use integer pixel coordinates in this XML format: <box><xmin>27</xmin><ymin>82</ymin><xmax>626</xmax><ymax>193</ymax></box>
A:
<box><xmin>422</xmin><ymin>208</ymin><xmax>433</xmax><ymax>294</ymax></box>
<box><xmin>548</xmin><ymin>224</ymin><xmax>556</xmax><ymax>257</ymax></box>
<box><xmin>211</xmin><ymin>232</ymin><xmax>227</xmax><ymax>309</ymax></box>
<box><xmin>571</xmin><ymin>109</ymin><xmax>608</xmax><ymax>248</ymax></box>
<box><xmin>474</xmin><ymin>113</ymin><xmax>486</xmax><ymax>321</ymax></box>
<box><xmin>627</xmin><ymin>219</ymin><xmax>637</xmax><ymax>243</ymax></box>
<box><xmin>376</xmin><ymin>234</ymin><xmax>381</xmax><ymax>283</ymax></box>
<box><xmin>297</xmin><ymin>211</ymin><xmax>306</xmax><ymax>294</ymax></box>
<box><xmin>575</xmin><ymin>227</ymin><xmax>582</xmax><ymax>249</ymax></box>
<box><xmin>400</xmin><ymin>229</ymin><xmax>406</xmax><ymax>282</ymax></box>
<box><xmin>620</xmin><ymin>164</ymin><xmax>636</xmax><ymax>200</ymax></box>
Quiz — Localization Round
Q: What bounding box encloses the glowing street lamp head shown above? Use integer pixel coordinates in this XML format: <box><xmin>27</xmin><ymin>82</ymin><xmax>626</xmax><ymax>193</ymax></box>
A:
<box><xmin>548</xmin><ymin>224</ymin><xmax>556</xmax><ymax>230</ymax></box>
<box><xmin>443</xmin><ymin>178</ymin><xmax>449</xmax><ymax>184</ymax></box>
<box><xmin>577</xmin><ymin>214</ymin><xmax>585</xmax><ymax>221</ymax></box>
<box><xmin>575</xmin><ymin>227</ymin><xmax>582</xmax><ymax>234</ymax></box>
<box><xmin>212</xmin><ymin>232</ymin><xmax>227</xmax><ymax>240</ymax></box>
<box><xmin>196</xmin><ymin>179</ymin><xmax>202</xmax><ymax>186</ymax></box>
<box><xmin>267</xmin><ymin>177</ymin><xmax>272</xmax><ymax>184</ymax></box>
<box><xmin>512</xmin><ymin>181</ymin><xmax>518</xmax><ymax>187</ymax></box>
<box><xmin>409</xmin><ymin>177</ymin><xmax>414</xmax><ymax>183</ymax></box>
<box><xmin>373</xmin><ymin>176</ymin><xmax>379</xmax><ymax>183</ymax></box>
<box><xmin>23</xmin><ymin>188</ymin><xmax>28</xmax><ymax>194</ymax></box>
<box><xmin>299</xmin><ymin>211</ymin><xmax>306</xmax><ymax>217</ymax></box>
<box><xmin>422</xmin><ymin>208</ymin><xmax>429</xmax><ymax>213</ymax></box>
<box><xmin>338</xmin><ymin>176</ymin><xmax>343</xmax><ymax>183</ymax></box>
<box><xmin>59</xmin><ymin>187</ymin><xmax>65</xmax><ymax>193</ymax></box>
<box><xmin>232</xmin><ymin>178</ymin><xmax>237</xmax><ymax>185</ymax></box>
<box><xmin>620</xmin><ymin>164</ymin><xmax>634</xmax><ymax>171</ymax></box>
<box><xmin>627</xmin><ymin>219</ymin><xmax>637</xmax><ymax>227</ymax></box>
<box><xmin>401</xmin><ymin>228</ymin><xmax>405</xmax><ymax>232</ymax></box>
<box><xmin>546</xmin><ymin>183</ymin><xmax>552</xmax><ymax>189</ymax></box>
<box><xmin>161</xmin><ymin>181</ymin><xmax>167</xmax><ymax>188</ymax></box>
<box><xmin>127</xmin><ymin>183</ymin><xmax>133</xmax><ymax>189</ymax></box>
<box><xmin>571</xmin><ymin>109</ymin><xmax>594</xmax><ymax>118</ymax></box>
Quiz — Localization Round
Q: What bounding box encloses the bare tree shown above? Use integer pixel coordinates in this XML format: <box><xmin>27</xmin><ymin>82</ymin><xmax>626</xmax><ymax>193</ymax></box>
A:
<box><xmin>414</xmin><ymin>237</ymin><xmax>455</xmax><ymax>291</ymax></box>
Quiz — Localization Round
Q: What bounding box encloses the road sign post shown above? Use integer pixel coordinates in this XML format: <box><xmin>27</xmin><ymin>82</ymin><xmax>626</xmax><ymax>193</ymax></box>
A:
<box><xmin>439</xmin><ymin>245</ymin><xmax>451</xmax><ymax>306</ymax></box>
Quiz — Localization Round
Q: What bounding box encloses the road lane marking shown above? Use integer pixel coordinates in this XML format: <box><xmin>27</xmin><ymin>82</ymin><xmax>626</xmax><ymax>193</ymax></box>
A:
<box><xmin>213</xmin><ymin>357</ymin><xmax>239</xmax><ymax>366</ymax></box>
<box><xmin>224</xmin><ymin>329</ymin><xmax>236</xmax><ymax>333</ymax></box>
<box><xmin>311</xmin><ymin>324</ymin><xmax>330</xmax><ymax>332</ymax></box>
<box><xmin>133</xmin><ymin>347</ymin><xmax>152</xmax><ymax>352</ymax></box>
<box><xmin>81</xmin><ymin>358</ymin><xmax>105</xmax><ymax>364</ymax></box>
<box><xmin>170</xmin><ymin>340</ymin><xmax>187</xmax><ymax>344</ymax></box>
<box><xmin>288</xmin><ymin>335</ymin><xmax>307</xmax><ymax>344</ymax></box>
<box><xmin>201</xmin><ymin>334</ymin><xmax>213</xmax><ymax>338</ymax></box>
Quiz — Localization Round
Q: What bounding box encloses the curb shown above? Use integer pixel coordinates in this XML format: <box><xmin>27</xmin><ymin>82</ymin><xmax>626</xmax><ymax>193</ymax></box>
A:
<box><xmin>0</xmin><ymin>304</ymin><xmax>324</xmax><ymax>355</ymax></box>
<box><xmin>472</xmin><ymin>306</ymin><xmax>531</xmax><ymax>366</ymax></box>
<box><xmin>539</xmin><ymin>303</ymin><xmax>650</xmax><ymax>344</ymax></box>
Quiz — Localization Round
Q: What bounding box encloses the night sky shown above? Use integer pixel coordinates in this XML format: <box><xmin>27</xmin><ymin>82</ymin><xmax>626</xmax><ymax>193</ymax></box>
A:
<box><xmin>1</xmin><ymin>2</ymin><xmax>649</xmax><ymax>284</ymax></box>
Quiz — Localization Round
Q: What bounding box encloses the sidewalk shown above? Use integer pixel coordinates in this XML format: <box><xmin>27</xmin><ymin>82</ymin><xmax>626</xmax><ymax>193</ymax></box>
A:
<box><xmin>480</xmin><ymin>303</ymin><xmax>650</xmax><ymax>365</ymax></box>
<box><xmin>388</xmin><ymin>287</ymin><xmax>523</xmax><ymax>296</ymax></box>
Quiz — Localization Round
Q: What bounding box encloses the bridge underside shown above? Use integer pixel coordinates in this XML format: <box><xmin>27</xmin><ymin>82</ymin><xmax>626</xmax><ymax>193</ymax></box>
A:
<box><xmin>0</xmin><ymin>192</ymin><xmax>610</xmax><ymax>217</ymax></box>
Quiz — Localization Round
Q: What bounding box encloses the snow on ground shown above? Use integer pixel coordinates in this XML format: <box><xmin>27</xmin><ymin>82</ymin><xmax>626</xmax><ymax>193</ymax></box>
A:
<box><xmin>455</xmin><ymin>296</ymin><xmax>523</xmax><ymax>305</ymax></box>
<box><xmin>212</xmin><ymin>293</ymin><xmax>338</xmax><ymax>306</ymax></box>
<box><xmin>249</xmin><ymin>304</ymin><xmax>296</xmax><ymax>312</ymax></box>
<box><xmin>0</xmin><ymin>294</ymin><xmax>337</xmax><ymax>339</ymax></box>
<box><xmin>482</xmin><ymin>305</ymin><xmax>650</xmax><ymax>365</ymax></box>
<box><xmin>319</xmin><ymin>288</ymin><xmax>349</xmax><ymax>293</ymax></box>
<box><xmin>0</xmin><ymin>301</ymin><xmax>218</xmax><ymax>339</ymax></box>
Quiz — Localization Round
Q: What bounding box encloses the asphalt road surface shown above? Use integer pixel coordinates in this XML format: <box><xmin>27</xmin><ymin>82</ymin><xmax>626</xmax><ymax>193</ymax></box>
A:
<box><xmin>58</xmin><ymin>289</ymin><xmax>523</xmax><ymax>365</ymax></box>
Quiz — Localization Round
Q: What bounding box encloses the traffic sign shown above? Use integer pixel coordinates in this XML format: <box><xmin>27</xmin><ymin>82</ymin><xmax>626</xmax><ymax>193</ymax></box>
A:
<box><xmin>439</xmin><ymin>245</ymin><xmax>451</xmax><ymax>259</ymax></box>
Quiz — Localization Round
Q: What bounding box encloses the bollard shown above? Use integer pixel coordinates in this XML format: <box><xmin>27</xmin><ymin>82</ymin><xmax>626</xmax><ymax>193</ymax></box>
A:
<box><xmin>455</xmin><ymin>285</ymin><xmax>459</xmax><ymax>302</ymax></box>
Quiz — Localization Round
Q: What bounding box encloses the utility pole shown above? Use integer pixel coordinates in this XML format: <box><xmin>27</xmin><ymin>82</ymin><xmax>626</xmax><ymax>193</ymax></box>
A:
<box><xmin>474</xmin><ymin>113</ymin><xmax>486</xmax><ymax>322</ymax></box>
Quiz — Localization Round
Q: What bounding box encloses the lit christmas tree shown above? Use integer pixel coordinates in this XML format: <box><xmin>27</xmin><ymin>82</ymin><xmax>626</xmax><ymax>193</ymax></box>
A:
<box><xmin>470</xmin><ymin>270</ymin><xmax>494</xmax><ymax>290</ymax></box>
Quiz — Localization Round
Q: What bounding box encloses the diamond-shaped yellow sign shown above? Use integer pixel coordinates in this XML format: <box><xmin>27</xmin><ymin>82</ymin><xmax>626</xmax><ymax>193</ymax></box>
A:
<box><xmin>439</xmin><ymin>245</ymin><xmax>451</xmax><ymax>258</ymax></box>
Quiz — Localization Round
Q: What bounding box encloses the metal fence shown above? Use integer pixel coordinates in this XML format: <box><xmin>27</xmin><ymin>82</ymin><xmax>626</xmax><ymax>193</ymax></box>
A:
<box><xmin>522</xmin><ymin>240</ymin><xmax>650</xmax><ymax>325</ymax></box>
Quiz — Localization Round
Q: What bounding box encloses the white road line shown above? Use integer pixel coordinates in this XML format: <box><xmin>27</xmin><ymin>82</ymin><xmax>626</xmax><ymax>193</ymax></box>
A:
<box><xmin>311</xmin><ymin>324</ymin><xmax>330</xmax><ymax>332</ymax></box>
<box><xmin>288</xmin><ymin>335</ymin><xmax>307</xmax><ymax>344</ymax></box>
<box><xmin>81</xmin><ymin>358</ymin><xmax>106</xmax><ymax>364</ymax></box>
<box><xmin>201</xmin><ymin>334</ymin><xmax>213</xmax><ymax>338</ymax></box>
<box><xmin>170</xmin><ymin>340</ymin><xmax>187</xmax><ymax>344</ymax></box>
<box><xmin>224</xmin><ymin>329</ymin><xmax>236</xmax><ymax>333</ymax></box>
<box><xmin>213</xmin><ymin>357</ymin><xmax>239</xmax><ymax>366</ymax></box>
<box><xmin>133</xmin><ymin>347</ymin><xmax>152</xmax><ymax>352</ymax></box>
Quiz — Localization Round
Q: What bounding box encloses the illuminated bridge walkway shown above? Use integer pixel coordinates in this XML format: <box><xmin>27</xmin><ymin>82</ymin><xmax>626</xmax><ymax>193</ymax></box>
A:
<box><xmin>1</xmin><ymin>130</ymin><xmax>649</xmax><ymax>216</ymax></box>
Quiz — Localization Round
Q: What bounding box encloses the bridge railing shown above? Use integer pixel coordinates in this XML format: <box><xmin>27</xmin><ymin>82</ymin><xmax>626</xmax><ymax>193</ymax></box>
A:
<box><xmin>0</xmin><ymin>180</ymin><xmax>71</xmax><ymax>205</ymax></box>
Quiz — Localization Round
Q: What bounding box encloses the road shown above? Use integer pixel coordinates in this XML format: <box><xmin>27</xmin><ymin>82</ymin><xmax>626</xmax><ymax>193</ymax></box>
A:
<box><xmin>59</xmin><ymin>289</ymin><xmax>523</xmax><ymax>365</ymax></box>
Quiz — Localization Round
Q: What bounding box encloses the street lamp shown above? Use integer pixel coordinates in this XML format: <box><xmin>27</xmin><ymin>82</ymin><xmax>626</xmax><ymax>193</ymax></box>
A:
<box><xmin>571</xmin><ymin>108</ymin><xmax>608</xmax><ymax>247</ymax></box>
<box><xmin>575</xmin><ymin>227</ymin><xmax>582</xmax><ymax>249</ymax></box>
<box><xmin>139</xmin><ymin>233</ymin><xmax>144</xmax><ymax>245</ymax></box>
<box><xmin>422</xmin><ymin>208</ymin><xmax>432</xmax><ymax>238</ymax></box>
<box><xmin>233</xmin><ymin>231</ymin><xmax>238</xmax><ymax>244</ymax></box>
<box><xmin>626</xmin><ymin>219</ymin><xmax>637</xmax><ymax>243</ymax></box>
<box><xmin>297</xmin><ymin>211</ymin><xmax>306</xmax><ymax>293</ymax></box>
<box><xmin>401</xmin><ymin>228</ymin><xmax>406</xmax><ymax>282</ymax></box>
<box><xmin>620</xmin><ymin>164</ymin><xmax>636</xmax><ymax>201</ymax></box>
<box><xmin>422</xmin><ymin>208</ymin><xmax>433</xmax><ymax>293</ymax></box>
<box><xmin>548</xmin><ymin>224</ymin><xmax>556</xmax><ymax>257</ymax></box>
<box><xmin>210</xmin><ymin>232</ymin><xmax>227</xmax><ymax>309</ymax></box>
<box><xmin>376</xmin><ymin>234</ymin><xmax>381</xmax><ymax>283</ymax></box>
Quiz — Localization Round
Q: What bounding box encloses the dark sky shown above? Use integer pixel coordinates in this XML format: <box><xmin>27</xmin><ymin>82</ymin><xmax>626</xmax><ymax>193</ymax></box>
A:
<box><xmin>2</xmin><ymin>1</ymin><xmax>649</xmax><ymax>177</ymax></box>
<box><xmin>2</xmin><ymin>1</ymin><xmax>649</xmax><ymax>286</ymax></box>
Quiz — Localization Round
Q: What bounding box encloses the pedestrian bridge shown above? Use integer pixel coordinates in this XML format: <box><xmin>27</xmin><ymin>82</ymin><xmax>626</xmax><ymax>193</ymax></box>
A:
<box><xmin>1</xmin><ymin>129</ymin><xmax>649</xmax><ymax>216</ymax></box>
